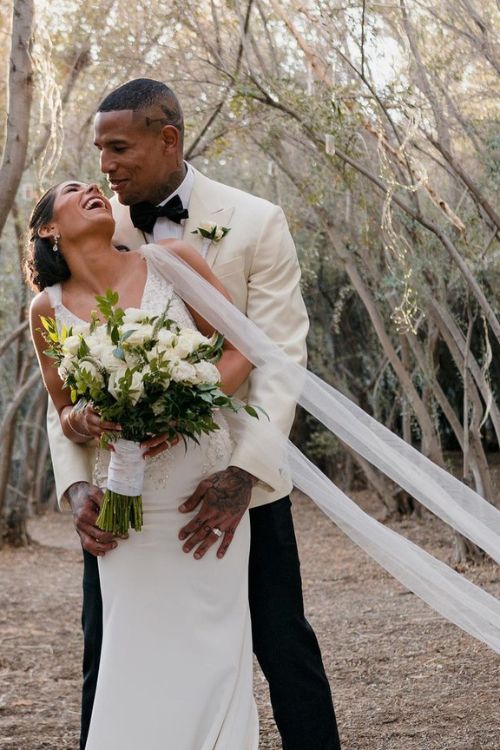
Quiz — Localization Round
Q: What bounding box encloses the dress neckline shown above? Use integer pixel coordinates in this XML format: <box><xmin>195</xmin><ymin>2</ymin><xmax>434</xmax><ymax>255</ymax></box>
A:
<box><xmin>57</xmin><ymin>258</ymin><xmax>151</xmax><ymax>326</ymax></box>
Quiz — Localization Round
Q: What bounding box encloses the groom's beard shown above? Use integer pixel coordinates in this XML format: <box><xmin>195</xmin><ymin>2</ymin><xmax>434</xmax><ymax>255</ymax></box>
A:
<box><xmin>113</xmin><ymin>163</ymin><xmax>188</xmax><ymax>207</ymax></box>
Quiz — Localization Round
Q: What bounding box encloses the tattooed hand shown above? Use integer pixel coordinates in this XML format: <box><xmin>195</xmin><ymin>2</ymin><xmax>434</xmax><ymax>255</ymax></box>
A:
<box><xmin>66</xmin><ymin>481</ymin><xmax>120</xmax><ymax>557</ymax></box>
<box><xmin>178</xmin><ymin>466</ymin><xmax>257</xmax><ymax>559</ymax></box>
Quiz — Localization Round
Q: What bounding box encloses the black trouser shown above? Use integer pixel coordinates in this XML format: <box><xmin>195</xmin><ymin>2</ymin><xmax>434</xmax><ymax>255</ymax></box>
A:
<box><xmin>81</xmin><ymin>549</ymin><xmax>102</xmax><ymax>749</ymax></box>
<box><xmin>80</xmin><ymin>497</ymin><xmax>341</xmax><ymax>749</ymax></box>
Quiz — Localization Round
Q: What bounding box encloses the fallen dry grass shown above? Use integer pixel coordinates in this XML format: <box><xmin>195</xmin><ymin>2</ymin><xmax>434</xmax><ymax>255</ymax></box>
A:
<box><xmin>1</xmin><ymin>491</ymin><xmax>499</xmax><ymax>749</ymax></box>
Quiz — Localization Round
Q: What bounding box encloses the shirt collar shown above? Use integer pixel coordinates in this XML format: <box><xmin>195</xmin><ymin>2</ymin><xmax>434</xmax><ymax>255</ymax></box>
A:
<box><xmin>157</xmin><ymin>162</ymin><xmax>195</xmax><ymax>209</ymax></box>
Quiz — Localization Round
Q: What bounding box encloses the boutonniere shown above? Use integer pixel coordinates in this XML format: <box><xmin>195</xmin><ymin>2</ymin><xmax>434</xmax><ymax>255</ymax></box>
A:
<box><xmin>192</xmin><ymin>222</ymin><xmax>231</xmax><ymax>243</ymax></box>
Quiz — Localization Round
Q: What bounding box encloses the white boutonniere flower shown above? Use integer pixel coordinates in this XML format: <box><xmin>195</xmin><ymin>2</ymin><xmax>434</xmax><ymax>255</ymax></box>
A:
<box><xmin>192</xmin><ymin>222</ymin><xmax>231</xmax><ymax>242</ymax></box>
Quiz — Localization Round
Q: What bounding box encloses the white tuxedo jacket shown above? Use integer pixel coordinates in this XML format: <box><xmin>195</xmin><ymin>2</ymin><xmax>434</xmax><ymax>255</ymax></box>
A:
<box><xmin>47</xmin><ymin>167</ymin><xmax>309</xmax><ymax>508</ymax></box>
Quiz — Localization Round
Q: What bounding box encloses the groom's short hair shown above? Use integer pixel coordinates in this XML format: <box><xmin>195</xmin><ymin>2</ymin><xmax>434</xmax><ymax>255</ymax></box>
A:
<box><xmin>97</xmin><ymin>79</ymin><xmax>184</xmax><ymax>138</ymax></box>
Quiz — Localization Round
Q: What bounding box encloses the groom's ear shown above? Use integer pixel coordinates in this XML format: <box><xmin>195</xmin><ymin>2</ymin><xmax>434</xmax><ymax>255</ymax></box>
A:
<box><xmin>160</xmin><ymin>124</ymin><xmax>181</xmax><ymax>153</ymax></box>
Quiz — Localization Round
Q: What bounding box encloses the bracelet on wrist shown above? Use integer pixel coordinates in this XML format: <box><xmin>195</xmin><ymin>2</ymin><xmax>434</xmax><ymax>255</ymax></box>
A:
<box><xmin>66</xmin><ymin>408</ymin><xmax>92</xmax><ymax>440</ymax></box>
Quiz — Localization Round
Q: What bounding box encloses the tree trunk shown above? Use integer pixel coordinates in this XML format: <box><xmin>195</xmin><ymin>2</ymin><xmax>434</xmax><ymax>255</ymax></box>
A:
<box><xmin>0</xmin><ymin>320</ymin><xmax>29</xmax><ymax>357</ymax></box>
<box><xmin>0</xmin><ymin>369</ymin><xmax>40</xmax><ymax>547</ymax></box>
<box><xmin>0</xmin><ymin>0</ymin><xmax>34</xmax><ymax>240</ymax></box>
<box><xmin>17</xmin><ymin>384</ymin><xmax>45</xmax><ymax>516</ymax></box>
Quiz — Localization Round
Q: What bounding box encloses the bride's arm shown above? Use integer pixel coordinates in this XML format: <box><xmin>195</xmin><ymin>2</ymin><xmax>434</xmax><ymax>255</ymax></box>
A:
<box><xmin>29</xmin><ymin>294</ymin><xmax>120</xmax><ymax>443</ymax></box>
<box><xmin>151</xmin><ymin>240</ymin><xmax>253</xmax><ymax>395</ymax></box>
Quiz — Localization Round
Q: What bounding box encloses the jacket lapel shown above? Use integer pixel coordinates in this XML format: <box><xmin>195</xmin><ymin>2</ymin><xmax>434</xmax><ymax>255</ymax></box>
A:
<box><xmin>183</xmin><ymin>169</ymin><xmax>235</xmax><ymax>267</ymax></box>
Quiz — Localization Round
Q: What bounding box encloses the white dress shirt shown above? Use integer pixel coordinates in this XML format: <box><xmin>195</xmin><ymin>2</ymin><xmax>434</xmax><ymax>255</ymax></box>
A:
<box><xmin>147</xmin><ymin>162</ymin><xmax>195</xmax><ymax>243</ymax></box>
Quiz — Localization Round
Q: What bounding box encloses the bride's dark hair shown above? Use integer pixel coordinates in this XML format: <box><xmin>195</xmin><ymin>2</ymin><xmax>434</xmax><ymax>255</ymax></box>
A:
<box><xmin>24</xmin><ymin>183</ymin><xmax>71</xmax><ymax>291</ymax></box>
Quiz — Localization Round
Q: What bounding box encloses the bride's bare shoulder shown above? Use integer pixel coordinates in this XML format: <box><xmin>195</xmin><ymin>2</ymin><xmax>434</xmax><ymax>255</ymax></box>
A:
<box><xmin>29</xmin><ymin>291</ymin><xmax>54</xmax><ymax>350</ymax></box>
<box><xmin>29</xmin><ymin>289</ymin><xmax>53</xmax><ymax>317</ymax></box>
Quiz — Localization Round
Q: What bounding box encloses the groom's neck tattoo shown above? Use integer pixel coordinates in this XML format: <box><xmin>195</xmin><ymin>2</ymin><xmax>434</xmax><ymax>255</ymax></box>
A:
<box><xmin>153</xmin><ymin>164</ymin><xmax>187</xmax><ymax>203</ymax></box>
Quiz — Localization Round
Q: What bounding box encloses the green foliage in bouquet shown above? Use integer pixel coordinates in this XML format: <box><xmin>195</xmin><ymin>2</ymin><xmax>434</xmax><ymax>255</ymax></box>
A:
<box><xmin>40</xmin><ymin>289</ymin><xmax>256</xmax><ymax>444</ymax></box>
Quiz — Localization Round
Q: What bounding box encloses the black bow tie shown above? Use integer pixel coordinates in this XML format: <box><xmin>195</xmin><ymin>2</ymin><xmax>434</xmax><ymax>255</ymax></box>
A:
<box><xmin>130</xmin><ymin>194</ymin><xmax>189</xmax><ymax>234</ymax></box>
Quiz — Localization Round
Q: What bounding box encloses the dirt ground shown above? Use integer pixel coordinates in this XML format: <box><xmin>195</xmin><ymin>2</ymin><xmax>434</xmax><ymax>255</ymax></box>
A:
<box><xmin>1</xmin><ymin>492</ymin><xmax>499</xmax><ymax>750</ymax></box>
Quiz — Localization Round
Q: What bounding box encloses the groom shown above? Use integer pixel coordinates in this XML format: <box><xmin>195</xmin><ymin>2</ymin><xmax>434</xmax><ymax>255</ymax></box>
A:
<box><xmin>47</xmin><ymin>78</ymin><xmax>341</xmax><ymax>749</ymax></box>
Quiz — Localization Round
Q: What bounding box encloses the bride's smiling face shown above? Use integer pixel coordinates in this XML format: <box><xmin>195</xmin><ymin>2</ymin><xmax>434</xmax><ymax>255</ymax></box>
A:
<box><xmin>39</xmin><ymin>181</ymin><xmax>115</xmax><ymax>246</ymax></box>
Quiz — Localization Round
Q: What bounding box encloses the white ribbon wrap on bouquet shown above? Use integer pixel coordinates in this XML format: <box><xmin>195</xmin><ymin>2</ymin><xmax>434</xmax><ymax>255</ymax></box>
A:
<box><xmin>141</xmin><ymin>243</ymin><xmax>500</xmax><ymax>654</ymax></box>
<box><xmin>107</xmin><ymin>439</ymin><xmax>146</xmax><ymax>496</ymax></box>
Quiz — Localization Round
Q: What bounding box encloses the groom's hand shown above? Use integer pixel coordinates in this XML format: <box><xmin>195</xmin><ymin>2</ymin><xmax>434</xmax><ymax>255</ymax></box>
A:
<box><xmin>178</xmin><ymin>467</ymin><xmax>256</xmax><ymax>559</ymax></box>
<box><xmin>66</xmin><ymin>481</ymin><xmax>119</xmax><ymax>557</ymax></box>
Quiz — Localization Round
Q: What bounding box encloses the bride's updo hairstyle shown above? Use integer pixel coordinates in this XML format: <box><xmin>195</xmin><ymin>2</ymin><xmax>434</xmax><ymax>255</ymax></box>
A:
<box><xmin>25</xmin><ymin>183</ymin><xmax>71</xmax><ymax>291</ymax></box>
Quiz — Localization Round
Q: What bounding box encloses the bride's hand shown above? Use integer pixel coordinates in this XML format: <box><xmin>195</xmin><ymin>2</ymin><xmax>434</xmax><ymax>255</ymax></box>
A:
<box><xmin>68</xmin><ymin>404</ymin><xmax>122</xmax><ymax>441</ymax></box>
<box><xmin>140</xmin><ymin>432</ymin><xmax>180</xmax><ymax>458</ymax></box>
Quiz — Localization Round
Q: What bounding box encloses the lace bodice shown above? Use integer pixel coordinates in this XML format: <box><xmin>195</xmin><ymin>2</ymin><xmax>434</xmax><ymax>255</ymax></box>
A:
<box><xmin>44</xmin><ymin>259</ymin><xmax>195</xmax><ymax>330</ymax></box>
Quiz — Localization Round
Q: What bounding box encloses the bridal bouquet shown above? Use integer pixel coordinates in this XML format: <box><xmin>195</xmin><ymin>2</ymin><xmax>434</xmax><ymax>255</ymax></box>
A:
<box><xmin>40</xmin><ymin>290</ymin><xmax>257</xmax><ymax>534</ymax></box>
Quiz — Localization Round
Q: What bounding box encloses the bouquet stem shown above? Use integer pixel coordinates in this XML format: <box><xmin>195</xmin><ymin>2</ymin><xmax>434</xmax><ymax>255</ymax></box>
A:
<box><xmin>96</xmin><ymin>490</ymin><xmax>143</xmax><ymax>534</ymax></box>
<box><xmin>96</xmin><ymin>438</ymin><xmax>146</xmax><ymax>534</ymax></box>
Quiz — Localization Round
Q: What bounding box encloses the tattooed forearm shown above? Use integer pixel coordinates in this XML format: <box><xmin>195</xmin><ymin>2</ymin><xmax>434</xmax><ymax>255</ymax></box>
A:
<box><xmin>203</xmin><ymin>467</ymin><xmax>256</xmax><ymax>514</ymax></box>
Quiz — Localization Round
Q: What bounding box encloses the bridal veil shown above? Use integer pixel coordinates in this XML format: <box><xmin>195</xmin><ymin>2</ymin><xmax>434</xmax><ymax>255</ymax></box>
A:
<box><xmin>141</xmin><ymin>243</ymin><xmax>500</xmax><ymax>655</ymax></box>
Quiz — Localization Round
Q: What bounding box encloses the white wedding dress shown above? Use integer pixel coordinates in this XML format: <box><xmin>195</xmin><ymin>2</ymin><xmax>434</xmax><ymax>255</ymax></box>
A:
<box><xmin>45</xmin><ymin>260</ymin><xmax>259</xmax><ymax>749</ymax></box>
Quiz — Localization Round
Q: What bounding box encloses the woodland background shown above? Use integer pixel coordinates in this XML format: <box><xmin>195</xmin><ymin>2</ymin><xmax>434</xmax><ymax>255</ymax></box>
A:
<box><xmin>0</xmin><ymin>0</ymin><xmax>499</xmax><ymax>563</ymax></box>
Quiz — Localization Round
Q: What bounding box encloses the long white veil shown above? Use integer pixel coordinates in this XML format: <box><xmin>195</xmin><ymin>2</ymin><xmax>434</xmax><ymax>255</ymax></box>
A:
<box><xmin>141</xmin><ymin>243</ymin><xmax>500</xmax><ymax>654</ymax></box>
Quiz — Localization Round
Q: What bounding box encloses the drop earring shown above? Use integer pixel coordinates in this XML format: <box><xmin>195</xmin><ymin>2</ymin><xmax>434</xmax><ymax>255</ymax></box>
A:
<box><xmin>53</xmin><ymin>234</ymin><xmax>60</xmax><ymax>253</ymax></box>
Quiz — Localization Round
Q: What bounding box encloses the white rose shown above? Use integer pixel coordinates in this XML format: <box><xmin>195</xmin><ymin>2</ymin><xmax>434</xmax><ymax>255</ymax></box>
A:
<box><xmin>79</xmin><ymin>360</ymin><xmax>104</xmax><ymax>383</ymax></box>
<box><xmin>100</xmin><ymin>347</ymin><xmax>128</xmax><ymax>373</ymax></box>
<box><xmin>171</xmin><ymin>334</ymin><xmax>198</xmax><ymax>359</ymax></box>
<box><xmin>166</xmin><ymin>356</ymin><xmax>181</xmax><ymax>369</ymax></box>
<box><xmin>86</xmin><ymin>327</ymin><xmax>110</xmax><ymax>358</ymax></box>
<box><xmin>199</xmin><ymin>221</ymin><xmax>216</xmax><ymax>234</ymax></box>
<box><xmin>89</xmin><ymin>325</ymin><xmax>108</xmax><ymax>343</ymax></box>
<box><xmin>147</xmin><ymin>346</ymin><xmax>170</xmax><ymax>367</ymax></box>
<box><xmin>122</xmin><ymin>324</ymin><xmax>154</xmax><ymax>346</ymax></box>
<box><xmin>124</xmin><ymin>350</ymin><xmax>142</xmax><ymax>368</ymax></box>
<box><xmin>159</xmin><ymin>346</ymin><xmax>180</xmax><ymax>363</ymax></box>
<box><xmin>151</xmin><ymin>399</ymin><xmax>164</xmax><ymax>416</ymax></box>
<box><xmin>146</xmin><ymin>345</ymin><xmax>160</xmax><ymax>363</ymax></box>
<box><xmin>72</xmin><ymin>323</ymin><xmax>91</xmax><ymax>337</ymax></box>
<box><xmin>194</xmin><ymin>361</ymin><xmax>220</xmax><ymax>385</ymax></box>
<box><xmin>157</xmin><ymin>329</ymin><xmax>176</xmax><ymax>348</ymax></box>
<box><xmin>170</xmin><ymin>360</ymin><xmax>198</xmax><ymax>384</ymax></box>
<box><xmin>108</xmin><ymin>367</ymin><xmax>128</xmax><ymax>400</ymax></box>
<box><xmin>185</xmin><ymin>329</ymin><xmax>210</xmax><ymax>348</ymax></box>
<box><xmin>62</xmin><ymin>335</ymin><xmax>81</xmax><ymax>355</ymax></box>
<box><xmin>199</xmin><ymin>222</ymin><xmax>226</xmax><ymax>241</ymax></box>
<box><xmin>87</xmin><ymin>342</ymin><xmax>106</xmax><ymax>360</ymax></box>
<box><xmin>129</xmin><ymin>370</ymin><xmax>145</xmax><ymax>406</ymax></box>
<box><xmin>57</xmin><ymin>355</ymin><xmax>75</xmax><ymax>379</ymax></box>
<box><xmin>123</xmin><ymin>308</ymin><xmax>147</xmax><ymax>324</ymax></box>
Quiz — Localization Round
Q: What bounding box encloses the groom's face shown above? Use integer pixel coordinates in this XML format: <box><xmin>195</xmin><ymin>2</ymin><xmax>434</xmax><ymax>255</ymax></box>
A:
<box><xmin>94</xmin><ymin>110</ymin><xmax>177</xmax><ymax>205</ymax></box>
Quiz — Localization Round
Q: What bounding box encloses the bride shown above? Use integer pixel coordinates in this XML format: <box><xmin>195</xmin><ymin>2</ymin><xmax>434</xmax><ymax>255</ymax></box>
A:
<box><xmin>27</xmin><ymin>180</ymin><xmax>259</xmax><ymax>749</ymax></box>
